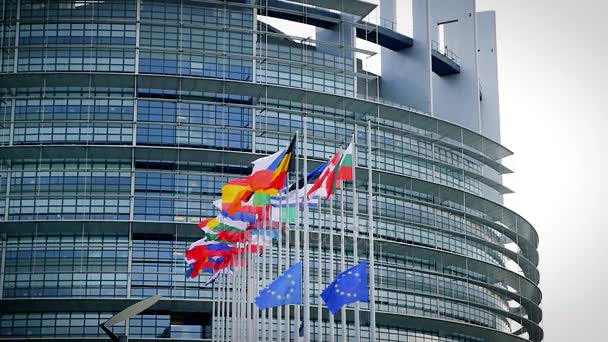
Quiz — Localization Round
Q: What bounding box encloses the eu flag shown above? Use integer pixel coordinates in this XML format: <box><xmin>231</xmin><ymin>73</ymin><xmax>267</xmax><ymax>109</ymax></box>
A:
<box><xmin>255</xmin><ymin>262</ymin><xmax>302</xmax><ymax>309</ymax></box>
<box><xmin>321</xmin><ymin>261</ymin><xmax>369</xmax><ymax>315</ymax></box>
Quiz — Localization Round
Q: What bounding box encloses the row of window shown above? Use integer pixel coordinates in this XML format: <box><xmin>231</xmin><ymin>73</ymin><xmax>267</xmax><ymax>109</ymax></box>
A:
<box><xmin>2</xmin><ymin>192</ymin><xmax>510</xmax><ymax>254</ymax></box>
<box><xmin>1</xmin><ymin>235</ymin><xmax>513</xmax><ymax>312</ymax></box>
<box><xmin>1</xmin><ymin>167</ymin><xmax>515</xmax><ymax>252</ymax></box>
<box><xmin>2</xmin><ymin>86</ymin><xmax>497</xmax><ymax>179</ymax></box>
<box><xmin>3</xmin><ymin>0</ymin><xmax>252</xmax><ymax>27</ymax></box>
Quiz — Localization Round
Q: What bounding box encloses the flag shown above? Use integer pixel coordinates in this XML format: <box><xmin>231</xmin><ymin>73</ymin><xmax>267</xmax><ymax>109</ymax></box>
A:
<box><xmin>214</xmin><ymin>199</ymin><xmax>266</xmax><ymax>223</ymax></box>
<box><xmin>232</xmin><ymin>244</ymin><xmax>264</xmax><ymax>255</ymax></box>
<box><xmin>198</xmin><ymin>217</ymin><xmax>220</xmax><ymax>231</ymax></box>
<box><xmin>287</xmin><ymin>161</ymin><xmax>328</xmax><ymax>192</ymax></box>
<box><xmin>335</xmin><ymin>140</ymin><xmax>354</xmax><ymax>188</ymax></box>
<box><xmin>320</xmin><ymin>261</ymin><xmax>369</xmax><ymax>315</ymax></box>
<box><xmin>252</xmin><ymin>192</ymin><xmax>272</xmax><ymax>207</ymax></box>
<box><xmin>204</xmin><ymin>269</ymin><xmax>223</xmax><ymax>285</ymax></box>
<box><xmin>270</xmin><ymin>206</ymin><xmax>297</xmax><ymax>225</ymax></box>
<box><xmin>186</xmin><ymin>240</ymin><xmax>234</xmax><ymax>261</ymax></box>
<box><xmin>272</xmin><ymin>185</ymin><xmax>319</xmax><ymax>208</ymax></box>
<box><xmin>223</xmin><ymin>136</ymin><xmax>296</xmax><ymax>214</ymax></box>
<box><xmin>255</xmin><ymin>135</ymin><xmax>296</xmax><ymax>190</ymax></box>
<box><xmin>186</xmin><ymin>255</ymin><xmax>226</xmax><ymax>279</ymax></box>
<box><xmin>307</xmin><ymin>151</ymin><xmax>342</xmax><ymax>200</ymax></box>
<box><xmin>198</xmin><ymin>215</ymin><xmax>249</xmax><ymax>235</ymax></box>
<box><xmin>217</xmin><ymin>230</ymin><xmax>247</xmax><ymax>243</ymax></box>
<box><xmin>255</xmin><ymin>261</ymin><xmax>302</xmax><ymax>309</ymax></box>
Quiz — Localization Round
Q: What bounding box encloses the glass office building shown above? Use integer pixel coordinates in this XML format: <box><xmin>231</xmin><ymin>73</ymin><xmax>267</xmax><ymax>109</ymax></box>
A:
<box><xmin>0</xmin><ymin>0</ymin><xmax>542</xmax><ymax>341</ymax></box>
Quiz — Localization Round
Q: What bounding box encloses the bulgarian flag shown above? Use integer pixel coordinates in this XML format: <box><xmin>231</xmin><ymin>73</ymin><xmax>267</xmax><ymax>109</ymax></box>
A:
<box><xmin>335</xmin><ymin>140</ymin><xmax>354</xmax><ymax>188</ymax></box>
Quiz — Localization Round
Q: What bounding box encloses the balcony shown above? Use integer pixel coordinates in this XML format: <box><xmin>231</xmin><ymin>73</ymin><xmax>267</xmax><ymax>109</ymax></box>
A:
<box><xmin>431</xmin><ymin>40</ymin><xmax>461</xmax><ymax>76</ymax></box>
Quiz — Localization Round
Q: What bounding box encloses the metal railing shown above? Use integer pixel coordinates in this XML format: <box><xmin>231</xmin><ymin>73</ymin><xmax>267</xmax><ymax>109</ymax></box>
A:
<box><xmin>432</xmin><ymin>40</ymin><xmax>460</xmax><ymax>65</ymax></box>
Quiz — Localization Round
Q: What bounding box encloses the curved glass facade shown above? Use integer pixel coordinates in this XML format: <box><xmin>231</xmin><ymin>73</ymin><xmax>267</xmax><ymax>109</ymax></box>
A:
<box><xmin>0</xmin><ymin>0</ymin><xmax>542</xmax><ymax>341</ymax></box>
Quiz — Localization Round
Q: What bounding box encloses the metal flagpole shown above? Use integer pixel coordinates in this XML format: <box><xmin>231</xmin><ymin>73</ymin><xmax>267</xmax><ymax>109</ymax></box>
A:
<box><xmin>212</xmin><ymin>278</ymin><xmax>216</xmax><ymax>342</ymax></box>
<box><xmin>267</xmin><ymin>198</ymin><xmax>273</xmax><ymax>341</ymax></box>
<box><xmin>261</xmin><ymin>206</ymin><xmax>267</xmax><ymax>342</ymax></box>
<box><xmin>367</xmin><ymin>119</ymin><xmax>377</xmax><ymax>341</ymax></box>
<box><xmin>222</xmin><ymin>273</ymin><xmax>227</xmax><ymax>342</ymax></box>
<box><xmin>316</xmin><ymin>195</ymin><xmax>323</xmax><ymax>342</ymax></box>
<box><xmin>351</xmin><ymin>131</ymin><xmax>361</xmax><ymax>342</ymax></box>
<box><xmin>253</xmin><ymin>228</ymin><xmax>259</xmax><ymax>341</ymax></box>
<box><xmin>284</xmin><ymin>173</ymin><xmax>291</xmax><ymax>342</ymax></box>
<box><xmin>232</xmin><ymin>248</ymin><xmax>239</xmax><ymax>339</ymax></box>
<box><xmin>328</xmin><ymin>194</ymin><xmax>335</xmax><ymax>342</ymax></box>
<box><xmin>303</xmin><ymin>117</ymin><xmax>311</xmax><ymax>341</ymax></box>
<box><xmin>294</xmin><ymin>131</ymin><xmax>301</xmax><ymax>339</ymax></box>
<box><xmin>339</xmin><ymin>176</ymin><xmax>347</xmax><ymax>341</ymax></box>
<box><xmin>266</xmin><ymin>201</ymin><xmax>272</xmax><ymax>341</ymax></box>
<box><xmin>242</xmin><ymin>241</ymin><xmax>247</xmax><ymax>341</ymax></box>
<box><xmin>236</xmin><ymin>244</ymin><xmax>241</xmax><ymax>340</ymax></box>
<box><xmin>277</xmin><ymin>187</ymin><xmax>284</xmax><ymax>341</ymax></box>
<box><xmin>238</xmin><ymin>247</ymin><xmax>242</xmax><ymax>340</ymax></box>
<box><xmin>224</xmin><ymin>261</ymin><xmax>233</xmax><ymax>339</ymax></box>
<box><xmin>216</xmin><ymin>273</ymin><xmax>222</xmax><ymax>342</ymax></box>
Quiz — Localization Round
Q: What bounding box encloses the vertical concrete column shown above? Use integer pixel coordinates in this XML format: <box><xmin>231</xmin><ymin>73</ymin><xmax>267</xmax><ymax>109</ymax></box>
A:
<box><xmin>429</xmin><ymin>0</ymin><xmax>481</xmax><ymax>132</ymax></box>
<box><xmin>380</xmin><ymin>0</ymin><xmax>433</xmax><ymax>113</ymax></box>
<box><xmin>476</xmin><ymin>11</ymin><xmax>503</xmax><ymax>203</ymax></box>
<box><xmin>476</xmin><ymin>11</ymin><xmax>501</xmax><ymax>143</ymax></box>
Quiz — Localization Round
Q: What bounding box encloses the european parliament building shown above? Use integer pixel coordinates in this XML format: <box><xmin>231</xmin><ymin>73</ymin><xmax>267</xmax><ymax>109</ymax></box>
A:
<box><xmin>0</xmin><ymin>0</ymin><xmax>542</xmax><ymax>341</ymax></box>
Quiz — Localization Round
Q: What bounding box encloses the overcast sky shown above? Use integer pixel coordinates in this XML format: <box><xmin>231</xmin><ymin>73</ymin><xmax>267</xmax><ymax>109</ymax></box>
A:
<box><xmin>476</xmin><ymin>0</ymin><xmax>608</xmax><ymax>340</ymax></box>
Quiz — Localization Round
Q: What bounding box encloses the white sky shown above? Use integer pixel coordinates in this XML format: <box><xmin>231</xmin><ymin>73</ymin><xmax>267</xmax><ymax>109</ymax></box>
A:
<box><xmin>478</xmin><ymin>1</ymin><xmax>608</xmax><ymax>340</ymax></box>
<box><xmin>267</xmin><ymin>1</ymin><xmax>608</xmax><ymax>339</ymax></box>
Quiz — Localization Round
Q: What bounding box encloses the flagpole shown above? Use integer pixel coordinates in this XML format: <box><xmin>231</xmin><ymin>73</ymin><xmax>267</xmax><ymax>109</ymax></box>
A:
<box><xmin>223</xmin><ymin>273</ymin><xmax>227</xmax><ymax>342</ymax></box>
<box><xmin>339</xmin><ymin>179</ymin><xmax>347</xmax><ymax>341</ymax></box>
<box><xmin>212</xmin><ymin>276</ymin><xmax>216</xmax><ymax>342</ymax></box>
<box><xmin>253</xmin><ymin>231</ymin><xmax>259</xmax><ymax>341</ymax></box>
<box><xmin>328</xmin><ymin>194</ymin><xmax>335</xmax><ymax>342</ymax></box>
<box><xmin>351</xmin><ymin>131</ymin><xmax>361</xmax><ymax>342</ymax></box>
<box><xmin>267</xmin><ymin>201</ymin><xmax>273</xmax><ymax>342</ymax></box>
<box><xmin>302</xmin><ymin>117</ymin><xmax>311</xmax><ymax>341</ymax></box>
<box><xmin>316</xmin><ymin>196</ymin><xmax>323</xmax><ymax>342</ymax></box>
<box><xmin>277</xmin><ymin>187</ymin><xmax>284</xmax><ymax>341</ymax></box>
<box><xmin>294</xmin><ymin>131</ymin><xmax>301</xmax><ymax>338</ymax></box>
<box><xmin>236</xmin><ymin>247</ymin><xmax>240</xmax><ymax>340</ymax></box>
<box><xmin>230</xmin><ymin>255</ymin><xmax>235</xmax><ymax>340</ymax></box>
<box><xmin>267</xmin><ymin>203</ymin><xmax>273</xmax><ymax>342</ymax></box>
<box><xmin>245</xmin><ymin>241</ymin><xmax>251</xmax><ymax>340</ymax></box>
<box><xmin>367</xmin><ymin>119</ymin><xmax>377</xmax><ymax>341</ymax></box>
<box><xmin>216</xmin><ymin>273</ymin><xmax>221</xmax><ymax>342</ymax></box>
<box><xmin>261</xmin><ymin>204</ymin><xmax>267</xmax><ymax>342</ymax></box>
<box><xmin>238</xmin><ymin>248</ymin><xmax>243</xmax><ymax>340</ymax></box>
<box><xmin>239</xmin><ymin>247</ymin><xmax>245</xmax><ymax>340</ymax></box>
<box><xmin>284</xmin><ymin>173</ymin><xmax>291</xmax><ymax>342</ymax></box>
<box><xmin>265</xmin><ymin>202</ymin><xmax>270</xmax><ymax>342</ymax></box>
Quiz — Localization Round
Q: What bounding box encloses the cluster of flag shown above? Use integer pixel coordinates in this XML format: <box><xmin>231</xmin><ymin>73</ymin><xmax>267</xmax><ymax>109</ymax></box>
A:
<box><xmin>185</xmin><ymin>133</ymin><xmax>361</xmax><ymax>313</ymax></box>
<box><xmin>185</xmin><ymin>136</ymin><xmax>296</xmax><ymax>280</ymax></box>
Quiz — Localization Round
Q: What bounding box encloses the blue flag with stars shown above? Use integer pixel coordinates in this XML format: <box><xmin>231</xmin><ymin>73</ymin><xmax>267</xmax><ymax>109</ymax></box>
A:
<box><xmin>321</xmin><ymin>261</ymin><xmax>369</xmax><ymax>315</ymax></box>
<box><xmin>255</xmin><ymin>261</ymin><xmax>302</xmax><ymax>309</ymax></box>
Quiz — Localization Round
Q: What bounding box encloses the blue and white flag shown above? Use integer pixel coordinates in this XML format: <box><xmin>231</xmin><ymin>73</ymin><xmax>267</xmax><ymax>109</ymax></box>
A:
<box><xmin>320</xmin><ymin>261</ymin><xmax>369</xmax><ymax>315</ymax></box>
<box><xmin>255</xmin><ymin>262</ymin><xmax>302</xmax><ymax>309</ymax></box>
